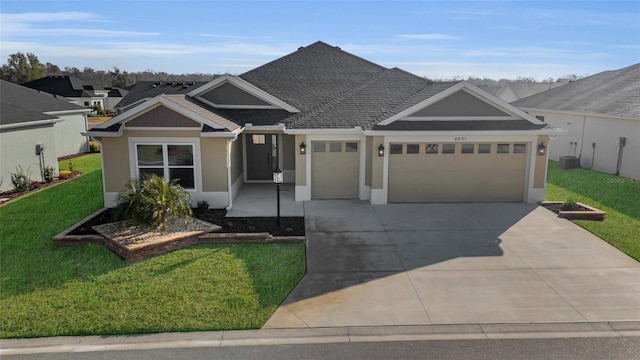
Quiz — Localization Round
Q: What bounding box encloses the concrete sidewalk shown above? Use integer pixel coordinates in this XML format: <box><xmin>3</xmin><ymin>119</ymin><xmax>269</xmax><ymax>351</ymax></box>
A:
<box><xmin>2</xmin><ymin>322</ymin><xmax>639</xmax><ymax>356</ymax></box>
<box><xmin>265</xmin><ymin>201</ymin><xmax>640</xmax><ymax>328</ymax></box>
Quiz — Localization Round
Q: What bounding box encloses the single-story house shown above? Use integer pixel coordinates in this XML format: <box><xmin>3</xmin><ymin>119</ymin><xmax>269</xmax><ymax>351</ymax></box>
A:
<box><xmin>88</xmin><ymin>41</ymin><xmax>564</xmax><ymax>209</ymax></box>
<box><xmin>513</xmin><ymin>63</ymin><xmax>639</xmax><ymax>179</ymax></box>
<box><xmin>22</xmin><ymin>76</ymin><xmax>128</xmax><ymax>111</ymax></box>
<box><xmin>0</xmin><ymin>80</ymin><xmax>91</xmax><ymax>192</ymax></box>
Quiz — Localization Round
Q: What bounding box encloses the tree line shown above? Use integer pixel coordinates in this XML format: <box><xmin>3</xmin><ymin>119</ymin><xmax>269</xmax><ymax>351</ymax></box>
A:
<box><xmin>0</xmin><ymin>52</ymin><xmax>579</xmax><ymax>89</ymax></box>
<box><xmin>0</xmin><ymin>52</ymin><xmax>217</xmax><ymax>88</ymax></box>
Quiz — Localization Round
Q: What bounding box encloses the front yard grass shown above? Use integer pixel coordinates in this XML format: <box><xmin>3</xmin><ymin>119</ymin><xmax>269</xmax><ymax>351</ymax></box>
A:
<box><xmin>545</xmin><ymin>160</ymin><xmax>640</xmax><ymax>261</ymax></box>
<box><xmin>0</xmin><ymin>154</ymin><xmax>306</xmax><ymax>338</ymax></box>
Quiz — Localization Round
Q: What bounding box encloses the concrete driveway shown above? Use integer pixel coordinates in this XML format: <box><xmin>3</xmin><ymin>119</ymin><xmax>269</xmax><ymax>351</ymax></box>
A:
<box><xmin>264</xmin><ymin>201</ymin><xmax>640</xmax><ymax>328</ymax></box>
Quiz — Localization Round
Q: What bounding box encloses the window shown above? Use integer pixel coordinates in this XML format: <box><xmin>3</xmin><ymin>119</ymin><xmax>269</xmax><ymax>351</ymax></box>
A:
<box><xmin>251</xmin><ymin>135</ymin><xmax>266</xmax><ymax>144</ymax></box>
<box><xmin>345</xmin><ymin>142</ymin><xmax>358</xmax><ymax>152</ymax></box>
<box><xmin>461</xmin><ymin>144</ymin><xmax>475</xmax><ymax>154</ymax></box>
<box><xmin>390</xmin><ymin>144</ymin><xmax>403</xmax><ymax>154</ymax></box>
<box><xmin>442</xmin><ymin>144</ymin><xmax>455</xmax><ymax>154</ymax></box>
<box><xmin>514</xmin><ymin>143</ymin><xmax>527</xmax><ymax>153</ymax></box>
<box><xmin>406</xmin><ymin>144</ymin><xmax>419</xmax><ymax>154</ymax></box>
<box><xmin>478</xmin><ymin>144</ymin><xmax>491</xmax><ymax>154</ymax></box>
<box><xmin>84</xmin><ymin>101</ymin><xmax>90</xmax><ymax>107</ymax></box>
<box><xmin>313</xmin><ymin>142</ymin><xmax>326</xmax><ymax>153</ymax></box>
<box><xmin>497</xmin><ymin>144</ymin><xmax>510</xmax><ymax>154</ymax></box>
<box><xmin>136</xmin><ymin>144</ymin><xmax>195</xmax><ymax>189</ymax></box>
<box><xmin>329</xmin><ymin>142</ymin><xmax>342</xmax><ymax>152</ymax></box>
<box><xmin>425</xmin><ymin>144</ymin><xmax>438</xmax><ymax>154</ymax></box>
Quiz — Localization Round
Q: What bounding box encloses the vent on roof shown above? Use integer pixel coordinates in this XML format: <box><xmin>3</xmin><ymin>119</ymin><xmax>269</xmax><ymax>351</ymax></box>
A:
<box><xmin>151</xmin><ymin>84</ymin><xmax>157</xmax><ymax>88</ymax></box>
<box><xmin>298</xmin><ymin>46</ymin><xmax>304</xmax><ymax>51</ymax></box>
<box><xmin>335</xmin><ymin>46</ymin><xmax>341</xmax><ymax>50</ymax></box>
<box><xmin>154</xmin><ymin>82</ymin><xmax>161</xmax><ymax>86</ymax></box>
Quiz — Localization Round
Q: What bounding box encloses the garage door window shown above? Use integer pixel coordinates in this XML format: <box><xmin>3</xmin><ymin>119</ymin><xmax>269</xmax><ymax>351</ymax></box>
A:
<box><xmin>442</xmin><ymin>144</ymin><xmax>455</xmax><ymax>154</ymax></box>
<box><xmin>514</xmin><ymin>143</ymin><xmax>527</xmax><ymax>153</ymax></box>
<box><xmin>461</xmin><ymin>144</ymin><xmax>475</xmax><ymax>154</ymax></box>
<box><xmin>390</xmin><ymin>144</ymin><xmax>403</xmax><ymax>154</ymax></box>
<box><xmin>313</xmin><ymin>143</ymin><xmax>326</xmax><ymax>152</ymax></box>
<box><xmin>497</xmin><ymin>144</ymin><xmax>510</xmax><ymax>154</ymax></box>
<box><xmin>426</xmin><ymin>144</ymin><xmax>438</xmax><ymax>154</ymax></box>
<box><xmin>330</xmin><ymin>142</ymin><xmax>342</xmax><ymax>152</ymax></box>
<box><xmin>345</xmin><ymin>142</ymin><xmax>358</xmax><ymax>152</ymax></box>
<box><xmin>406</xmin><ymin>144</ymin><xmax>420</xmax><ymax>154</ymax></box>
<box><xmin>478</xmin><ymin>144</ymin><xmax>491</xmax><ymax>154</ymax></box>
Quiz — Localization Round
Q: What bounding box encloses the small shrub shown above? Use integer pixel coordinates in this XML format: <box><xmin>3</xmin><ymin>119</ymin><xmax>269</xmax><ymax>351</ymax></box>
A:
<box><xmin>194</xmin><ymin>200</ymin><xmax>209</xmax><ymax>214</ymax></box>
<box><xmin>89</xmin><ymin>141</ymin><xmax>101</xmax><ymax>153</ymax></box>
<box><xmin>67</xmin><ymin>160</ymin><xmax>74</xmax><ymax>172</ymax></box>
<box><xmin>42</xmin><ymin>165</ymin><xmax>55</xmax><ymax>183</ymax></box>
<box><xmin>115</xmin><ymin>174</ymin><xmax>192</xmax><ymax>230</ymax></box>
<box><xmin>561</xmin><ymin>198</ymin><xmax>579</xmax><ymax>211</ymax></box>
<box><xmin>10</xmin><ymin>166</ymin><xmax>31</xmax><ymax>192</ymax></box>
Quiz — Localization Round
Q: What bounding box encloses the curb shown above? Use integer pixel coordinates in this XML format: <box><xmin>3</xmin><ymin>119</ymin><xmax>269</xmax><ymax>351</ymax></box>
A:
<box><xmin>2</xmin><ymin>322</ymin><xmax>639</xmax><ymax>355</ymax></box>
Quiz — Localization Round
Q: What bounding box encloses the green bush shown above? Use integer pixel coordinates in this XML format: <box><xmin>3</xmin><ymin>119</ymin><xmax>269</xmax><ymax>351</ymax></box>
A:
<box><xmin>10</xmin><ymin>166</ymin><xmax>31</xmax><ymax>192</ymax></box>
<box><xmin>561</xmin><ymin>198</ymin><xmax>578</xmax><ymax>210</ymax></box>
<box><xmin>115</xmin><ymin>174</ymin><xmax>192</xmax><ymax>230</ymax></box>
<box><xmin>89</xmin><ymin>141</ymin><xmax>101</xmax><ymax>153</ymax></box>
<box><xmin>43</xmin><ymin>165</ymin><xmax>55</xmax><ymax>183</ymax></box>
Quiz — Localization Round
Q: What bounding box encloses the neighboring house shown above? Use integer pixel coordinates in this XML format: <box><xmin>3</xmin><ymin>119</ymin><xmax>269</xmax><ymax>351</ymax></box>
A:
<box><xmin>21</xmin><ymin>76</ymin><xmax>128</xmax><ymax>111</ymax></box>
<box><xmin>495</xmin><ymin>81</ymin><xmax>569</xmax><ymax>103</ymax></box>
<box><xmin>115</xmin><ymin>80</ymin><xmax>210</xmax><ymax>113</ymax></box>
<box><xmin>0</xmin><ymin>80</ymin><xmax>91</xmax><ymax>192</ymax></box>
<box><xmin>513</xmin><ymin>63</ymin><xmax>640</xmax><ymax>179</ymax></box>
<box><xmin>88</xmin><ymin>41</ymin><xmax>564</xmax><ymax>209</ymax></box>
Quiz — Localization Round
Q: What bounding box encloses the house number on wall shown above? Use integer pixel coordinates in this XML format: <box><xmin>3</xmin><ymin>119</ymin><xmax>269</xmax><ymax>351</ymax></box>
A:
<box><xmin>454</xmin><ymin>136</ymin><xmax>467</xmax><ymax>141</ymax></box>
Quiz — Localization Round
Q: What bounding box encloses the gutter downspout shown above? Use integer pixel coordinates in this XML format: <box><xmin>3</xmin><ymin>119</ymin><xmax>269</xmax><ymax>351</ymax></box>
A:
<box><xmin>225</xmin><ymin>130</ymin><xmax>242</xmax><ymax>211</ymax></box>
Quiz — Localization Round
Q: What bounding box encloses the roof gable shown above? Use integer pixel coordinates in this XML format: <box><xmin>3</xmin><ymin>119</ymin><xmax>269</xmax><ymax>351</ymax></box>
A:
<box><xmin>378</xmin><ymin>82</ymin><xmax>543</xmax><ymax>126</ymax></box>
<box><xmin>126</xmin><ymin>105</ymin><xmax>202</xmax><ymax>128</ymax></box>
<box><xmin>116</xmin><ymin>80</ymin><xmax>210</xmax><ymax>109</ymax></box>
<box><xmin>188</xmin><ymin>74</ymin><xmax>299</xmax><ymax>112</ymax></box>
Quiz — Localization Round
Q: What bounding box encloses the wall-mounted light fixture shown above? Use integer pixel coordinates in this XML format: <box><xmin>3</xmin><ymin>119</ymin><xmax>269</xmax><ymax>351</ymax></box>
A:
<box><xmin>299</xmin><ymin>141</ymin><xmax>306</xmax><ymax>155</ymax></box>
<box><xmin>378</xmin><ymin>144</ymin><xmax>385</xmax><ymax>157</ymax></box>
<box><xmin>537</xmin><ymin>142</ymin><xmax>546</xmax><ymax>156</ymax></box>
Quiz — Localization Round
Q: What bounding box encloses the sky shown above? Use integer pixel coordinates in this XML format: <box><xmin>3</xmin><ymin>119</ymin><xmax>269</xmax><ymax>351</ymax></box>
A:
<box><xmin>1</xmin><ymin>1</ymin><xmax>638</xmax><ymax>80</ymax></box>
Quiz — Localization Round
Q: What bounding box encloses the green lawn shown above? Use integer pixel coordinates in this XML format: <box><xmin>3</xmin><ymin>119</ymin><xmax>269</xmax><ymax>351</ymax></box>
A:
<box><xmin>545</xmin><ymin>160</ymin><xmax>640</xmax><ymax>261</ymax></box>
<box><xmin>0</xmin><ymin>154</ymin><xmax>305</xmax><ymax>338</ymax></box>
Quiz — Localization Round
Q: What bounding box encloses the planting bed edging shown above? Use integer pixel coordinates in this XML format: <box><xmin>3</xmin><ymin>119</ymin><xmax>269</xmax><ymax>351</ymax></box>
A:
<box><xmin>53</xmin><ymin>208</ymin><xmax>107</xmax><ymax>247</ymax></box>
<box><xmin>540</xmin><ymin>201</ymin><xmax>606</xmax><ymax>221</ymax></box>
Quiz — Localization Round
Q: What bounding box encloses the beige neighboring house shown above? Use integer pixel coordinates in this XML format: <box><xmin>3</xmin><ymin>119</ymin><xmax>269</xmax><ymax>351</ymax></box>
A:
<box><xmin>0</xmin><ymin>80</ymin><xmax>91</xmax><ymax>192</ymax></box>
<box><xmin>495</xmin><ymin>81</ymin><xmax>569</xmax><ymax>103</ymax></box>
<box><xmin>513</xmin><ymin>63</ymin><xmax>640</xmax><ymax>179</ymax></box>
<box><xmin>87</xmin><ymin>41</ymin><xmax>564</xmax><ymax>209</ymax></box>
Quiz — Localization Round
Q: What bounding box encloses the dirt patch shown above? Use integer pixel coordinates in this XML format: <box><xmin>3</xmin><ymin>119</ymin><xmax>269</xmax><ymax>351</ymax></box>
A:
<box><xmin>69</xmin><ymin>208</ymin><xmax>305</xmax><ymax>236</ymax></box>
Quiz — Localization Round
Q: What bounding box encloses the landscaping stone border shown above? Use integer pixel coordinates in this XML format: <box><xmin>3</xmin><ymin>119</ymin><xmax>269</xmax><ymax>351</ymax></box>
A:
<box><xmin>540</xmin><ymin>201</ymin><xmax>606</xmax><ymax>221</ymax></box>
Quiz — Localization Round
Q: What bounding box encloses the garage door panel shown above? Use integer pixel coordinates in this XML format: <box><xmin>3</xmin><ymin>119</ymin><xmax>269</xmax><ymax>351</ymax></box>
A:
<box><xmin>389</xmin><ymin>142</ymin><xmax>527</xmax><ymax>202</ymax></box>
<box><xmin>311</xmin><ymin>142</ymin><xmax>360</xmax><ymax>199</ymax></box>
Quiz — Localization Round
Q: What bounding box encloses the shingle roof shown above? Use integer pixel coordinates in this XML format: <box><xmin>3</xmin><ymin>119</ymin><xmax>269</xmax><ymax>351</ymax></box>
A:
<box><xmin>373</xmin><ymin>120</ymin><xmax>546</xmax><ymax>131</ymax></box>
<box><xmin>0</xmin><ymin>80</ymin><xmax>86</xmax><ymax>125</ymax></box>
<box><xmin>503</xmin><ymin>82</ymin><xmax>566</xmax><ymax>101</ymax></box>
<box><xmin>240</xmin><ymin>41</ymin><xmax>387</xmax><ymax>112</ymax></box>
<box><xmin>116</xmin><ymin>80</ymin><xmax>211</xmax><ymax>109</ymax></box>
<box><xmin>21</xmin><ymin>76</ymin><xmax>110</xmax><ymax>98</ymax></box>
<box><xmin>512</xmin><ymin>63</ymin><xmax>640</xmax><ymax>119</ymax></box>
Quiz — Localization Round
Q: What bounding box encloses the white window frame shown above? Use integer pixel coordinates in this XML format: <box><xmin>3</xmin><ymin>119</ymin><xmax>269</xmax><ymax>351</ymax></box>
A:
<box><xmin>128</xmin><ymin>137</ymin><xmax>201</xmax><ymax>192</ymax></box>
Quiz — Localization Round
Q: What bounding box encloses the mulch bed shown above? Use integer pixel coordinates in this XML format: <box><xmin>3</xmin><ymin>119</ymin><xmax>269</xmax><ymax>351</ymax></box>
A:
<box><xmin>69</xmin><ymin>208</ymin><xmax>305</xmax><ymax>236</ymax></box>
<box><xmin>540</xmin><ymin>202</ymin><xmax>592</xmax><ymax>213</ymax></box>
<box><xmin>0</xmin><ymin>172</ymin><xmax>82</xmax><ymax>203</ymax></box>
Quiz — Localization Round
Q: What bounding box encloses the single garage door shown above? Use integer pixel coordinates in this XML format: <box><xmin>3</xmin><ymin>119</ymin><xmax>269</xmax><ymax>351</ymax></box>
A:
<box><xmin>388</xmin><ymin>142</ymin><xmax>527</xmax><ymax>202</ymax></box>
<box><xmin>311</xmin><ymin>141</ymin><xmax>360</xmax><ymax>199</ymax></box>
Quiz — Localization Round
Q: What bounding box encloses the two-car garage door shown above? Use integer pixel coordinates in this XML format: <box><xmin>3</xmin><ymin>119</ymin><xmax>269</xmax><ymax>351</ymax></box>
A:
<box><xmin>388</xmin><ymin>142</ymin><xmax>528</xmax><ymax>202</ymax></box>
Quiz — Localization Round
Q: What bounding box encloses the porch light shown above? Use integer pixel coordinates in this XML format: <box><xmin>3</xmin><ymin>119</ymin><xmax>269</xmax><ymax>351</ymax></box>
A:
<box><xmin>537</xmin><ymin>142</ymin><xmax>546</xmax><ymax>156</ymax></box>
<box><xmin>299</xmin><ymin>141</ymin><xmax>306</xmax><ymax>155</ymax></box>
<box><xmin>378</xmin><ymin>144</ymin><xmax>385</xmax><ymax>157</ymax></box>
<box><xmin>273</xmin><ymin>168</ymin><xmax>283</xmax><ymax>227</ymax></box>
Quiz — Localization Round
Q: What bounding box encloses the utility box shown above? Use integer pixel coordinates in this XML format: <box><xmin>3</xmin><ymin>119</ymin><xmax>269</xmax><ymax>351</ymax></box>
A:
<box><xmin>559</xmin><ymin>155</ymin><xmax>581</xmax><ymax>169</ymax></box>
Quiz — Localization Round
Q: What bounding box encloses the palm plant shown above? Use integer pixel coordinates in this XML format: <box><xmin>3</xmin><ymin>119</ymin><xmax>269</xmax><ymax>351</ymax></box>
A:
<box><xmin>115</xmin><ymin>174</ymin><xmax>192</xmax><ymax>230</ymax></box>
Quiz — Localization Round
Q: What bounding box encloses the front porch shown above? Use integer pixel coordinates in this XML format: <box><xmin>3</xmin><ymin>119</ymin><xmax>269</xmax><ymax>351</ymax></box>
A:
<box><xmin>226</xmin><ymin>183</ymin><xmax>304</xmax><ymax>217</ymax></box>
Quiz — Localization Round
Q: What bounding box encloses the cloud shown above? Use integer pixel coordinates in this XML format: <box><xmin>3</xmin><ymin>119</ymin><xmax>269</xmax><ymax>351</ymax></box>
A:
<box><xmin>397</xmin><ymin>33</ymin><xmax>459</xmax><ymax>40</ymax></box>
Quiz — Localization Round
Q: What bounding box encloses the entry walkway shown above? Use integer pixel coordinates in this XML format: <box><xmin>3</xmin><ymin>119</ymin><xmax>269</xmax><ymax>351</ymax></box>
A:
<box><xmin>264</xmin><ymin>200</ymin><xmax>640</xmax><ymax>328</ymax></box>
<box><xmin>226</xmin><ymin>183</ymin><xmax>304</xmax><ymax>217</ymax></box>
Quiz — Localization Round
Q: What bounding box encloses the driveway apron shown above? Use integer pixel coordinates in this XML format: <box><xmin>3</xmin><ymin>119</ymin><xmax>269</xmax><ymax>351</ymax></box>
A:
<box><xmin>263</xmin><ymin>201</ymin><xmax>640</xmax><ymax>328</ymax></box>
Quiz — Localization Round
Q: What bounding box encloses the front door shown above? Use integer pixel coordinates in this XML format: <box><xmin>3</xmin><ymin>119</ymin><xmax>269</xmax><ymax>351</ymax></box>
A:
<box><xmin>246</xmin><ymin>134</ymin><xmax>276</xmax><ymax>180</ymax></box>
